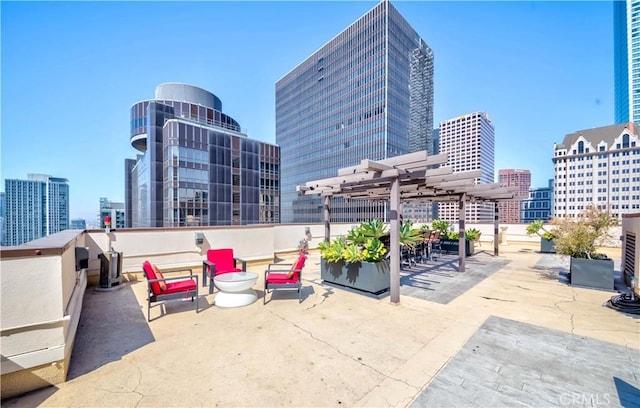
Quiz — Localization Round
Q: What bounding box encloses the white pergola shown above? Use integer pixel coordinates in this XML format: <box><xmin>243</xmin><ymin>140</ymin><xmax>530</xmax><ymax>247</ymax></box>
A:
<box><xmin>298</xmin><ymin>150</ymin><xmax>519</xmax><ymax>304</ymax></box>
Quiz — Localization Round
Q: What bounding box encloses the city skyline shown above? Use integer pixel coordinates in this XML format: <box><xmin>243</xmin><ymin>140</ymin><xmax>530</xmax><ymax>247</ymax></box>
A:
<box><xmin>2</xmin><ymin>1</ymin><xmax>615</xmax><ymax>222</ymax></box>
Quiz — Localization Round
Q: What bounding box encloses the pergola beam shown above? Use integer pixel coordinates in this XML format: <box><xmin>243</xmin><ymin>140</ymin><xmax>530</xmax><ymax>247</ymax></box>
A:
<box><xmin>294</xmin><ymin>150</ymin><xmax>519</xmax><ymax>306</ymax></box>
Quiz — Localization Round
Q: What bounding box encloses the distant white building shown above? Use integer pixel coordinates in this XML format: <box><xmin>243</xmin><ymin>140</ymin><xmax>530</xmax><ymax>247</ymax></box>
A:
<box><xmin>437</xmin><ymin>112</ymin><xmax>495</xmax><ymax>223</ymax></box>
<box><xmin>552</xmin><ymin>123</ymin><xmax>640</xmax><ymax>219</ymax></box>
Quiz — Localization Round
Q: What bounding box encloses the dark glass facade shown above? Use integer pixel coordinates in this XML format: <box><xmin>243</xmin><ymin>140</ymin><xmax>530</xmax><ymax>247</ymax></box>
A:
<box><xmin>276</xmin><ymin>1</ymin><xmax>434</xmax><ymax>223</ymax></box>
<box><xmin>614</xmin><ymin>0</ymin><xmax>629</xmax><ymax>124</ymax></box>
<box><xmin>127</xmin><ymin>83</ymin><xmax>280</xmax><ymax>228</ymax></box>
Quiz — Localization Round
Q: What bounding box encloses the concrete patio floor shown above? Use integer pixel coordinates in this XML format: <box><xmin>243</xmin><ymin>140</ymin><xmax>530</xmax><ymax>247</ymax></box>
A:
<box><xmin>3</xmin><ymin>242</ymin><xmax>639</xmax><ymax>407</ymax></box>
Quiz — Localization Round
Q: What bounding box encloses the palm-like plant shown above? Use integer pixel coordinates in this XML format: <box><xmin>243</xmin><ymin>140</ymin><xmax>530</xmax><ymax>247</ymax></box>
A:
<box><xmin>361</xmin><ymin>219</ymin><xmax>388</xmax><ymax>239</ymax></box>
<box><xmin>399</xmin><ymin>220</ymin><xmax>423</xmax><ymax>250</ymax></box>
<box><xmin>346</xmin><ymin>228</ymin><xmax>367</xmax><ymax>246</ymax></box>
<box><xmin>318</xmin><ymin>236</ymin><xmax>347</xmax><ymax>263</ymax></box>
<box><xmin>362</xmin><ymin>238</ymin><xmax>387</xmax><ymax>262</ymax></box>
<box><xmin>342</xmin><ymin>243</ymin><xmax>364</xmax><ymax>263</ymax></box>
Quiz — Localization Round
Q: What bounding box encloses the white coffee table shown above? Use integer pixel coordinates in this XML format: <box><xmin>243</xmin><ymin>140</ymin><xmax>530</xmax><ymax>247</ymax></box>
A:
<box><xmin>213</xmin><ymin>272</ymin><xmax>258</xmax><ymax>307</ymax></box>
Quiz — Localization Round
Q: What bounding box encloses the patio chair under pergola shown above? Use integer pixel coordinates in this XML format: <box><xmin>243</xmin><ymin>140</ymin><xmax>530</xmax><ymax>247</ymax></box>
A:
<box><xmin>297</xmin><ymin>150</ymin><xmax>518</xmax><ymax>304</ymax></box>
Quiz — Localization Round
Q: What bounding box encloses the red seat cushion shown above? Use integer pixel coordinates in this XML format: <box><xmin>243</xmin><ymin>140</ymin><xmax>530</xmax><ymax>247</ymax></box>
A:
<box><xmin>163</xmin><ymin>279</ymin><xmax>196</xmax><ymax>295</ymax></box>
<box><xmin>266</xmin><ymin>273</ymin><xmax>299</xmax><ymax>285</ymax></box>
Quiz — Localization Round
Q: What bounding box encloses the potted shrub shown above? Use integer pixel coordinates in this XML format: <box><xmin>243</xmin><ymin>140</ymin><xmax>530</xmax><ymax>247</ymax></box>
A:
<box><xmin>526</xmin><ymin>220</ymin><xmax>557</xmax><ymax>253</ymax></box>
<box><xmin>319</xmin><ymin>220</ymin><xmax>390</xmax><ymax>295</ymax></box>
<box><xmin>430</xmin><ymin>219</ymin><xmax>476</xmax><ymax>256</ymax></box>
<box><xmin>552</xmin><ymin>206</ymin><xmax>618</xmax><ymax>291</ymax></box>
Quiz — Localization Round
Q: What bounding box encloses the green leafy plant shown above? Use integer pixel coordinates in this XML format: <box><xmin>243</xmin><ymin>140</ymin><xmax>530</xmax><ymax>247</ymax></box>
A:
<box><xmin>362</xmin><ymin>238</ymin><xmax>387</xmax><ymax>262</ymax></box>
<box><xmin>431</xmin><ymin>219</ymin><xmax>451</xmax><ymax>235</ymax></box>
<box><xmin>465</xmin><ymin>228</ymin><xmax>482</xmax><ymax>242</ymax></box>
<box><xmin>318</xmin><ymin>236</ymin><xmax>347</xmax><ymax>263</ymax></box>
<box><xmin>447</xmin><ymin>231</ymin><xmax>459</xmax><ymax>240</ymax></box>
<box><xmin>552</xmin><ymin>206</ymin><xmax>618</xmax><ymax>259</ymax></box>
<box><xmin>319</xmin><ymin>220</ymin><xmax>389</xmax><ymax>263</ymax></box>
<box><xmin>346</xmin><ymin>228</ymin><xmax>367</xmax><ymax>246</ymax></box>
<box><xmin>359</xmin><ymin>219</ymin><xmax>388</xmax><ymax>240</ymax></box>
<box><xmin>399</xmin><ymin>220</ymin><xmax>423</xmax><ymax>250</ymax></box>
<box><xmin>526</xmin><ymin>220</ymin><xmax>557</xmax><ymax>240</ymax></box>
<box><xmin>342</xmin><ymin>243</ymin><xmax>365</xmax><ymax>263</ymax></box>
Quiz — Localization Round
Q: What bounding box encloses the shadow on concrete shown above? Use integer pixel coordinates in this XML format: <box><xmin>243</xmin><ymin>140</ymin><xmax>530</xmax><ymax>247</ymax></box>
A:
<box><xmin>614</xmin><ymin>376</ymin><xmax>640</xmax><ymax>407</ymax></box>
<box><xmin>1</xmin><ymin>383</ymin><xmax>58</xmax><ymax>406</ymax></box>
<box><xmin>263</xmin><ymin>285</ymin><xmax>315</xmax><ymax>304</ymax></box>
<box><xmin>67</xmin><ymin>284</ymin><xmax>155</xmax><ymax>380</ymax></box>
<box><xmin>400</xmin><ymin>255</ymin><xmax>510</xmax><ymax>304</ymax></box>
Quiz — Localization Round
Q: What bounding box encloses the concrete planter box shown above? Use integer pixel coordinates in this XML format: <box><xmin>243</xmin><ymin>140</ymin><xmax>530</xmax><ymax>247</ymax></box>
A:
<box><xmin>439</xmin><ymin>240</ymin><xmax>475</xmax><ymax>256</ymax></box>
<box><xmin>540</xmin><ymin>238</ymin><xmax>556</xmax><ymax>253</ymax></box>
<box><xmin>569</xmin><ymin>257</ymin><xmax>614</xmax><ymax>291</ymax></box>
<box><xmin>320</xmin><ymin>258</ymin><xmax>390</xmax><ymax>295</ymax></box>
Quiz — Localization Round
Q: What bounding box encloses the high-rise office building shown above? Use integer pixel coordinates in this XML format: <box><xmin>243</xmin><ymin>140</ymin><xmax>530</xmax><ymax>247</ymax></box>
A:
<box><xmin>0</xmin><ymin>192</ymin><xmax>6</xmax><ymax>245</ymax></box>
<box><xmin>521</xmin><ymin>179</ymin><xmax>554</xmax><ymax>223</ymax></box>
<box><xmin>497</xmin><ymin>169</ymin><xmax>531</xmax><ymax>223</ymax></box>
<box><xmin>403</xmin><ymin>128</ymin><xmax>441</xmax><ymax>223</ymax></box>
<box><xmin>99</xmin><ymin>197</ymin><xmax>125</xmax><ymax>229</ymax></box>
<box><xmin>552</xmin><ymin>122</ymin><xmax>640</xmax><ymax>219</ymax></box>
<box><xmin>70</xmin><ymin>218</ymin><xmax>86</xmax><ymax>229</ymax></box>
<box><xmin>4</xmin><ymin>174</ymin><xmax>69</xmax><ymax>246</ymax></box>
<box><xmin>276</xmin><ymin>0</ymin><xmax>434</xmax><ymax>223</ymax></box>
<box><xmin>614</xmin><ymin>0</ymin><xmax>640</xmax><ymax>124</ymax></box>
<box><xmin>437</xmin><ymin>112</ymin><xmax>495</xmax><ymax>223</ymax></box>
<box><xmin>126</xmin><ymin>83</ymin><xmax>280</xmax><ymax>228</ymax></box>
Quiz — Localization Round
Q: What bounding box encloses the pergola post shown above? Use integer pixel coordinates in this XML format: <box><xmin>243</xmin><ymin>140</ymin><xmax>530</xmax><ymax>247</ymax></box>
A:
<box><xmin>494</xmin><ymin>201</ymin><xmax>499</xmax><ymax>256</ymax></box>
<box><xmin>390</xmin><ymin>177</ymin><xmax>400</xmax><ymax>304</ymax></box>
<box><xmin>324</xmin><ymin>196</ymin><xmax>331</xmax><ymax>242</ymax></box>
<box><xmin>458</xmin><ymin>193</ymin><xmax>466</xmax><ymax>272</ymax></box>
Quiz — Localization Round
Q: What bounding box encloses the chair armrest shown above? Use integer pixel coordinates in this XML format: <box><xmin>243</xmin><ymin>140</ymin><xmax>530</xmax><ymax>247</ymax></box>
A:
<box><xmin>266</xmin><ymin>263</ymin><xmax>293</xmax><ymax>270</ymax></box>
<box><xmin>162</xmin><ymin>267</ymin><xmax>194</xmax><ymax>275</ymax></box>
<box><xmin>265</xmin><ymin>269</ymin><xmax>292</xmax><ymax>275</ymax></box>
<box><xmin>234</xmin><ymin>257</ymin><xmax>248</xmax><ymax>271</ymax></box>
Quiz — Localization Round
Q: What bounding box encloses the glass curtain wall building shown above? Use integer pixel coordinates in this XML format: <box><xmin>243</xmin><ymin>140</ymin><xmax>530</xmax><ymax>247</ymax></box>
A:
<box><xmin>276</xmin><ymin>0</ymin><xmax>434</xmax><ymax>223</ymax></box>
<box><xmin>4</xmin><ymin>174</ymin><xmax>69</xmax><ymax>246</ymax></box>
<box><xmin>615</xmin><ymin>0</ymin><xmax>640</xmax><ymax>124</ymax></box>
<box><xmin>521</xmin><ymin>180</ymin><xmax>554</xmax><ymax>224</ymax></box>
<box><xmin>126</xmin><ymin>83</ymin><xmax>280</xmax><ymax>228</ymax></box>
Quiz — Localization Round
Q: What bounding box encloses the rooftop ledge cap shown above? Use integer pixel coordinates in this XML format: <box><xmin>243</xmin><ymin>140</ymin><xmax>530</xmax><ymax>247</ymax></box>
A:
<box><xmin>0</xmin><ymin>229</ymin><xmax>84</xmax><ymax>258</ymax></box>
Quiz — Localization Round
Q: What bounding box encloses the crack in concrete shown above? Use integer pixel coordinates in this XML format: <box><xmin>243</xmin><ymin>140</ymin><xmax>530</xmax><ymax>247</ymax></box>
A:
<box><xmin>551</xmin><ymin>292</ymin><xmax>578</xmax><ymax>334</ymax></box>
<box><xmin>267</xmin><ymin>309</ymin><xmax>420</xmax><ymax>393</ymax></box>
<box><xmin>480</xmin><ymin>296</ymin><xmax>516</xmax><ymax>302</ymax></box>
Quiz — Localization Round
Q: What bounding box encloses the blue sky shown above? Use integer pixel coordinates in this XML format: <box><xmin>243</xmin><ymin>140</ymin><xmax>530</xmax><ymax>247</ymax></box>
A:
<box><xmin>1</xmin><ymin>1</ymin><xmax>615</xmax><ymax>223</ymax></box>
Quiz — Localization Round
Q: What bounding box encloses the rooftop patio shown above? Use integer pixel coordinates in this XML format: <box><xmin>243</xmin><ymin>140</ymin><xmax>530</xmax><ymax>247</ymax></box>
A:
<box><xmin>3</xmin><ymin>242</ymin><xmax>638</xmax><ymax>407</ymax></box>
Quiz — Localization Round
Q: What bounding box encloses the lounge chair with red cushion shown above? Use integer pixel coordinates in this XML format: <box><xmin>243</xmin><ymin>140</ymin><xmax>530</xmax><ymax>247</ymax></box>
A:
<box><xmin>263</xmin><ymin>252</ymin><xmax>306</xmax><ymax>304</ymax></box>
<box><xmin>142</xmin><ymin>261</ymin><xmax>199</xmax><ymax>322</ymax></box>
<box><xmin>202</xmin><ymin>248</ymin><xmax>245</xmax><ymax>294</ymax></box>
